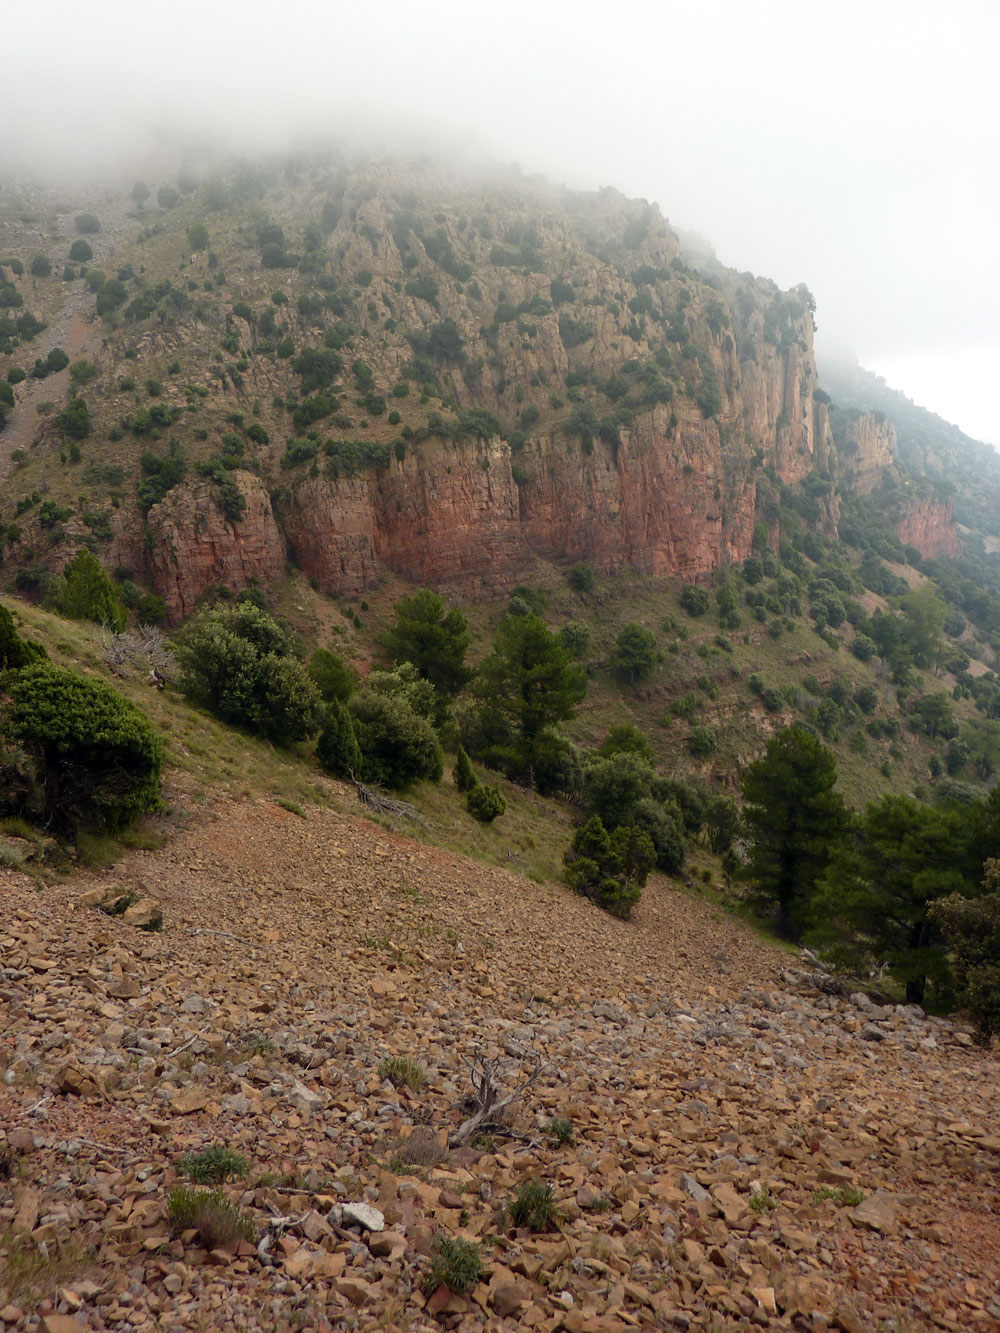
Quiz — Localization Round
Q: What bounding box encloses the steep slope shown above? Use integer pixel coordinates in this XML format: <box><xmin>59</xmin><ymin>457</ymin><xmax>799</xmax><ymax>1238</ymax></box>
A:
<box><xmin>1</xmin><ymin>154</ymin><xmax>837</xmax><ymax>616</ymax></box>
<box><xmin>2</xmin><ymin>792</ymin><xmax>999</xmax><ymax>1331</ymax></box>
<box><xmin>822</xmin><ymin>354</ymin><xmax>993</xmax><ymax>547</ymax></box>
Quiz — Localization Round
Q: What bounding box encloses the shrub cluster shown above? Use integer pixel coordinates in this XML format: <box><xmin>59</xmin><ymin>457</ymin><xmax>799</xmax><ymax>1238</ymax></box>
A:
<box><xmin>176</xmin><ymin>603</ymin><xmax>323</xmax><ymax>743</ymax></box>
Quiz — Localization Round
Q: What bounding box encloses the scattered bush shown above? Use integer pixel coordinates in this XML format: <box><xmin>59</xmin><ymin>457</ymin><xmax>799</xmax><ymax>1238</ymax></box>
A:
<box><xmin>315</xmin><ymin>700</ymin><xmax>362</xmax><ymax>778</ymax></box>
<box><xmin>688</xmin><ymin>725</ymin><xmax>717</xmax><ymax>757</ymax></box>
<box><xmin>58</xmin><ymin>550</ymin><xmax>126</xmax><ymax>630</ymax></box>
<box><xmin>349</xmin><ymin>664</ymin><xmax>444</xmax><ymax>788</ymax></box>
<box><xmin>176</xmin><ymin>603</ymin><xmax>323</xmax><ymax>743</ymax></box>
<box><xmin>309</xmin><ymin>648</ymin><xmax>358</xmax><ymax>704</ymax></box>
<box><xmin>423</xmin><ymin>1236</ymin><xmax>484</xmax><ymax>1296</ymax></box>
<box><xmin>453</xmin><ymin>745</ymin><xmax>477</xmax><ymax>793</ymax></box>
<box><xmin>680</xmin><ymin>584</ymin><xmax>710</xmax><ymax>617</ymax></box>
<box><xmin>378</xmin><ymin>1055</ymin><xmax>426</xmax><ymax>1091</ymax></box>
<box><xmin>507</xmin><ymin>1179</ymin><xmax>558</xmax><ymax>1232</ymax></box>
<box><xmin>931</xmin><ymin>860</ymin><xmax>1000</xmax><ymax>1045</ymax></box>
<box><xmin>75</xmin><ymin>213</ymin><xmax>101</xmax><ymax>234</ymax></box>
<box><xmin>166</xmin><ymin>1188</ymin><xmax>255</xmax><ymax>1248</ymax></box>
<box><xmin>177</xmin><ymin>1147</ymin><xmax>250</xmax><ymax>1185</ymax></box>
<box><xmin>611</xmin><ymin>622</ymin><xmax>658</xmax><ymax>684</ymax></box>
<box><xmin>466</xmin><ymin>782</ymin><xmax>506</xmax><ymax>823</ymax></box>
<box><xmin>564</xmin><ymin>815</ymin><xmax>654</xmax><ymax>920</ymax></box>
<box><xmin>567</xmin><ymin>562</ymin><xmax>595</xmax><ymax>593</ymax></box>
<box><xmin>3</xmin><ymin>664</ymin><xmax>162</xmax><ymax>833</ymax></box>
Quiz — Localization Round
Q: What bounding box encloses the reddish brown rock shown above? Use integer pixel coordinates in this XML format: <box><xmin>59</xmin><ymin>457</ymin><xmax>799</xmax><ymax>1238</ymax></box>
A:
<box><xmin>895</xmin><ymin>494</ymin><xmax>961</xmax><ymax>559</ymax></box>
<box><xmin>146</xmin><ymin>471</ymin><xmax>286</xmax><ymax>620</ymax></box>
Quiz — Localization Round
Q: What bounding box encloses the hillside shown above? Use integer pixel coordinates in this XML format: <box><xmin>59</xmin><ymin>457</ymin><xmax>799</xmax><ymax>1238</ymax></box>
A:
<box><xmin>819</xmin><ymin>355</ymin><xmax>1000</xmax><ymax>541</ymax></box>
<box><xmin>0</xmin><ymin>150</ymin><xmax>860</xmax><ymax>616</ymax></box>
<box><xmin>3</xmin><ymin>147</ymin><xmax>1000</xmax><ymax>1330</ymax></box>
<box><xmin>3</xmin><ymin>784</ymin><xmax>999</xmax><ymax>1332</ymax></box>
<box><xmin>4</xmin><ymin>148</ymin><xmax>1000</xmax><ymax>806</ymax></box>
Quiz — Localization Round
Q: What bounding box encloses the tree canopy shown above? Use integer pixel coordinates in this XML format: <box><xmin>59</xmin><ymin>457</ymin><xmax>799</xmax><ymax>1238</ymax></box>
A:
<box><xmin>383</xmin><ymin>588</ymin><xmax>472</xmax><ymax>701</ymax></box>
<box><xmin>741</xmin><ymin>725</ymin><xmax>849</xmax><ymax>938</ymax></box>
<box><xmin>472</xmin><ymin>613</ymin><xmax>586</xmax><ymax>786</ymax></box>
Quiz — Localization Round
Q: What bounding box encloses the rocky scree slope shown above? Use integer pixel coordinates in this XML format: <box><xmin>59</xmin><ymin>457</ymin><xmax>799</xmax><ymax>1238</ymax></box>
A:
<box><xmin>1</xmin><ymin>793</ymin><xmax>998</xmax><ymax>1332</ymax></box>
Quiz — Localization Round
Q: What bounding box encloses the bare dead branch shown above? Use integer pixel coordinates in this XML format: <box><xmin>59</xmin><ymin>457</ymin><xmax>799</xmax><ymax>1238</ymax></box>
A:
<box><xmin>448</xmin><ymin>1049</ymin><xmax>547</xmax><ymax>1148</ymax></box>
<box><xmin>348</xmin><ymin>770</ymin><xmax>428</xmax><ymax>829</ymax></box>
<box><xmin>191</xmin><ymin>928</ymin><xmax>253</xmax><ymax>945</ymax></box>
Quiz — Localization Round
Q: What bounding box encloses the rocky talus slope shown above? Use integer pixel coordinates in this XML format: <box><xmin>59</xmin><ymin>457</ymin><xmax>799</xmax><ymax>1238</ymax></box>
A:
<box><xmin>1</xmin><ymin>795</ymin><xmax>999</xmax><ymax>1332</ymax></box>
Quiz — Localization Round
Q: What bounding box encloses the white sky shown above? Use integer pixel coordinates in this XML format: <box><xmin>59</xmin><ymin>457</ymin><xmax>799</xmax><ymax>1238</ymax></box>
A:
<box><xmin>11</xmin><ymin>0</ymin><xmax>999</xmax><ymax>444</ymax></box>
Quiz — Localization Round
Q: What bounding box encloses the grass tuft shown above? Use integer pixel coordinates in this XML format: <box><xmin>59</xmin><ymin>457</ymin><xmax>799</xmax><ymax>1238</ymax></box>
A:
<box><xmin>423</xmin><ymin>1235</ymin><xmax>484</xmax><ymax>1296</ymax></box>
<box><xmin>506</xmin><ymin>1179</ymin><xmax>559</xmax><ymax>1232</ymax></box>
<box><xmin>378</xmin><ymin>1055</ymin><xmax>427</xmax><ymax>1091</ymax></box>
<box><xmin>811</xmin><ymin>1184</ymin><xmax>865</xmax><ymax>1207</ymax></box>
<box><xmin>748</xmin><ymin>1188</ymin><xmax>781</xmax><ymax>1214</ymax></box>
<box><xmin>167</xmin><ymin>1187</ymin><xmax>256</xmax><ymax>1248</ymax></box>
<box><xmin>176</xmin><ymin>1146</ymin><xmax>250</xmax><ymax>1185</ymax></box>
<box><xmin>545</xmin><ymin>1116</ymin><xmax>576</xmax><ymax>1146</ymax></box>
<box><xmin>0</xmin><ymin>1227</ymin><xmax>89</xmax><ymax>1306</ymax></box>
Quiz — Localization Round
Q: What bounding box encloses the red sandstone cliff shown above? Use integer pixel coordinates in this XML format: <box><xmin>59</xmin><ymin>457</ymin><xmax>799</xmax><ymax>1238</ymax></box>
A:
<box><xmin>838</xmin><ymin>412</ymin><xmax>896</xmax><ymax>495</ymax></box>
<box><xmin>894</xmin><ymin>495</ymin><xmax>961</xmax><ymax>560</ymax></box>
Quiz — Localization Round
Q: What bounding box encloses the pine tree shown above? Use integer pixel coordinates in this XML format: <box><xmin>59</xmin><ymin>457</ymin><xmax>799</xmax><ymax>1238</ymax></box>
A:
<box><xmin>316</xmin><ymin>700</ymin><xmax>362</xmax><ymax>779</ymax></box>
<box><xmin>741</xmin><ymin>725</ymin><xmax>849</xmax><ymax>938</ymax></box>
<box><xmin>453</xmin><ymin>745</ymin><xmax>477</xmax><ymax>793</ymax></box>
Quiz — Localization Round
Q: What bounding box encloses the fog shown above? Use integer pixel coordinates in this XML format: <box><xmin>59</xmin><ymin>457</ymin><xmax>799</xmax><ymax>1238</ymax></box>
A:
<box><xmin>11</xmin><ymin>0</ymin><xmax>999</xmax><ymax>443</ymax></box>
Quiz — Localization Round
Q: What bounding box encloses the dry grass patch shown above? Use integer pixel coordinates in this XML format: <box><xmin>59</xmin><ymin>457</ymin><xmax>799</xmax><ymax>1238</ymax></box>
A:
<box><xmin>0</xmin><ymin>1227</ymin><xmax>90</xmax><ymax>1307</ymax></box>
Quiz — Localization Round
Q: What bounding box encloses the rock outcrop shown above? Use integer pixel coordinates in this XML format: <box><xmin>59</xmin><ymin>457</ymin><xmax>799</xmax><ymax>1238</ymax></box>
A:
<box><xmin>895</xmin><ymin>493</ymin><xmax>962</xmax><ymax>559</ymax></box>
<box><xmin>6</xmin><ymin>157</ymin><xmax>965</xmax><ymax>615</ymax></box>
<box><xmin>837</xmin><ymin>412</ymin><xmax>895</xmax><ymax>495</ymax></box>
<box><xmin>144</xmin><ymin>472</ymin><xmax>286</xmax><ymax>620</ymax></box>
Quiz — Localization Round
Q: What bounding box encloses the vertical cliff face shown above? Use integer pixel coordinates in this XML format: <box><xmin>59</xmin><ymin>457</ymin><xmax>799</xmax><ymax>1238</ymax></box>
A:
<box><xmin>144</xmin><ymin>473</ymin><xmax>286</xmax><ymax>620</ymax></box>
<box><xmin>276</xmin><ymin>472</ymin><xmax>381</xmax><ymax>599</ymax></box>
<box><xmin>375</xmin><ymin>437</ymin><xmax>526</xmax><ymax>594</ymax></box>
<box><xmin>894</xmin><ymin>496</ymin><xmax>961</xmax><ymax>559</ymax></box>
<box><xmin>837</xmin><ymin>412</ymin><xmax>896</xmax><ymax>495</ymax></box>
<box><xmin>516</xmin><ymin>403</ymin><xmax>756</xmax><ymax>577</ymax></box>
<box><xmin>6</xmin><ymin>158</ymin><xmax>866</xmax><ymax>615</ymax></box>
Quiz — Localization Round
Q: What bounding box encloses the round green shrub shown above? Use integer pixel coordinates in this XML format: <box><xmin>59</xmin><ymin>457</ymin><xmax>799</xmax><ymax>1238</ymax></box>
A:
<box><xmin>176</xmin><ymin>603</ymin><xmax>324</xmax><ymax>743</ymax></box>
<box><xmin>467</xmin><ymin>782</ymin><xmax>506</xmax><ymax>822</ymax></box>
<box><xmin>349</xmin><ymin>689</ymin><xmax>443</xmax><ymax>788</ymax></box>
<box><xmin>4</xmin><ymin>664</ymin><xmax>162</xmax><ymax>831</ymax></box>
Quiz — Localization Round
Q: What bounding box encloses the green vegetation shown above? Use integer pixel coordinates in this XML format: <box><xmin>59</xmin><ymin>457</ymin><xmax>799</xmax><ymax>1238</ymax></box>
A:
<box><xmin>546</xmin><ymin>1116</ymin><xmax>576</xmax><ymax>1145</ymax></box>
<box><xmin>57</xmin><ymin>552</ymin><xmax>126</xmax><ymax>630</ymax></box>
<box><xmin>811</xmin><ymin>1185</ymin><xmax>865</xmax><ymax>1207</ymax></box>
<box><xmin>564</xmin><ymin>815</ymin><xmax>654</xmax><ymax>920</ymax></box>
<box><xmin>176</xmin><ymin>603</ymin><xmax>323</xmax><ymax>743</ymax></box>
<box><xmin>378</xmin><ymin>1055</ymin><xmax>427</xmax><ymax>1090</ymax></box>
<box><xmin>932</xmin><ymin>860</ymin><xmax>1000</xmax><ymax>1043</ymax></box>
<box><xmin>166</xmin><ymin>1188</ymin><xmax>256</xmax><ymax>1248</ymax></box>
<box><xmin>350</xmin><ymin>664</ymin><xmax>444</xmax><ymax>788</ymax></box>
<box><xmin>423</xmin><ymin>1236</ymin><xmax>484</xmax><ymax>1296</ymax></box>
<box><xmin>383</xmin><ymin>589</ymin><xmax>472</xmax><ymax>707</ymax></box>
<box><xmin>177</xmin><ymin>1147</ymin><xmax>250</xmax><ymax>1185</ymax></box>
<box><xmin>507</xmin><ymin>1179</ymin><xmax>559</xmax><ymax>1231</ymax></box>
<box><xmin>469</xmin><ymin>613</ymin><xmax>586</xmax><ymax>791</ymax></box>
<box><xmin>3</xmin><ymin>154</ymin><xmax>1000</xmax><ymax>1039</ymax></box>
<box><xmin>2</xmin><ymin>664</ymin><xmax>162</xmax><ymax>834</ymax></box>
<box><xmin>742</xmin><ymin>727</ymin><xmax>848</xmax><ymax>938</ymax></box>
